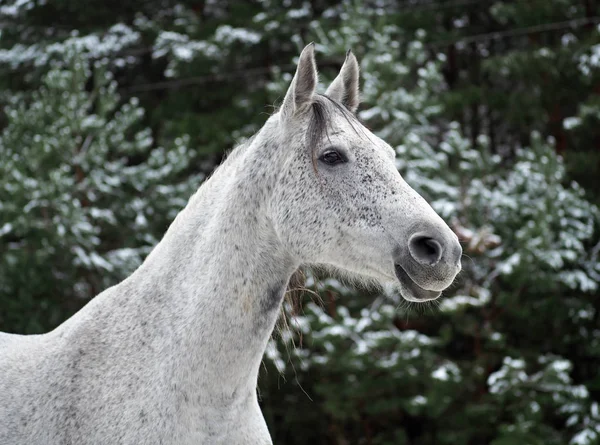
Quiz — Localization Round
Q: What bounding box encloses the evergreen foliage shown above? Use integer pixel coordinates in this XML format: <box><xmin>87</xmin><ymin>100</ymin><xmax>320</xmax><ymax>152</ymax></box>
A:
<box><xmin>0</xmin><ymin>51</ymin><xmax>197</xmax><ymax>333</ymax></box>
<box><xmin>1</xmin><ymin>0</ymin><xmax>599</xmax><ymax>443</ymax></box>
<box><xmin>258</xmin><ymin>8</ymin><xmax>600</xmax><ymax>443</ymax></box>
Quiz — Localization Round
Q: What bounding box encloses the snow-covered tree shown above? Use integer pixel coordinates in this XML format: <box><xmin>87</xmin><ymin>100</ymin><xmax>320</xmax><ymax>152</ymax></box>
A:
<box><xmin>259</xmin><ymin>4</ymin><xmax>600</xmax><ymax>444</ymax></box>
<box><xmin>0</xmin><ymin>51</ymin><xmax>198</xmax><ymax>333</ymax></box>
<box><xmin>2</xmin><ymin>0</ymin><xmax>600</xmax><ymax>443</ymax></box>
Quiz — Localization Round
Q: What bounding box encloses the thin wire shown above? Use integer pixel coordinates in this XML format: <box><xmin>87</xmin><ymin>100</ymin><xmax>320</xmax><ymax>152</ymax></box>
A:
<box><xmin>121</xmin><ymin>64</ymin><xmax>295</xmax><ymax>93</ymax></box>
<box><xmin>0</xmin><ymin>13</ymin><xmax>597</xmax><ymax>93</ymax></box>
<box><xmin>396</xmin><ymin>0</ymin><xmax>495</xmax><ymax>11</ymax></box>
<box><xmin>428</xmin><ymin>16</ymin><xmax>600</xmax><ymax>48</ymax></box>
<box><xmin>120</xmin><ymin>16</ymin><xmax>600</xmax><ymax>93</ymax></box>
<box><xmin>120</xmin><ymin>60</ymin><xmax>346</xmax><ymax>93</ymax></box>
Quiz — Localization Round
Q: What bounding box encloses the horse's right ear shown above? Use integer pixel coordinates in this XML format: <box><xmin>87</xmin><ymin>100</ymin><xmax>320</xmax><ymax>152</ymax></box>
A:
<box><xmin>280</xmin><ymin>43</ymin><xmax>318</xmax><ymax>123</ymax></box>
<box><xmin>325</xmin><ymin>50</ymin><xmax>360</xmax><ymax>113</ymax></box>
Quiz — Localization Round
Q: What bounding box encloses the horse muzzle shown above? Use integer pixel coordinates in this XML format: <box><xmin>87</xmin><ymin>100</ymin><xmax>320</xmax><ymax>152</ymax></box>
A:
<box><xmin>393</xmin><ymin>227</ymin><xmax>462</xmax><ymax>302</ymax></box>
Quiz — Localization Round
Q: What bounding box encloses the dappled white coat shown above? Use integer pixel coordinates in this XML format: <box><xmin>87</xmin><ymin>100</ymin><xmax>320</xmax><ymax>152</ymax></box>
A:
<box><xmin>0</xmin><ymin>45</ymin><xmax>461</xmax><ymax>444</ymax></box>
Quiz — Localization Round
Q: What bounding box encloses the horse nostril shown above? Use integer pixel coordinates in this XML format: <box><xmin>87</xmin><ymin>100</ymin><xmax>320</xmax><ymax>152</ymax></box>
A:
<box><xmin>408</xmin><ymin>235</ymin><xmax>443</xmax><ymax>266</ymax></box>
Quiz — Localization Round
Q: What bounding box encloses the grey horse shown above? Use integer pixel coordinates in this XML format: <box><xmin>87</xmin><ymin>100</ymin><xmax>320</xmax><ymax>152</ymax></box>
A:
<box><xmin>0</xmin><ymin>44</ymin><xmax>461</xmax><ymax>445</ymax></box>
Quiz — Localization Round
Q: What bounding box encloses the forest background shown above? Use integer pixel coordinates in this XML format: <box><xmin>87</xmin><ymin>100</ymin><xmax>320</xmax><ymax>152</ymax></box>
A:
<box><xmin>1</xmin><ymin>1</ymin><xmax>600</xmax><ymax>444</ymax></box>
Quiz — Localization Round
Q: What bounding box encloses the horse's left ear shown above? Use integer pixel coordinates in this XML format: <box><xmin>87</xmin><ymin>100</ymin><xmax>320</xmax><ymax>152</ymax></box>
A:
<box><xmin>280</xmin><ymin>43</ymin><xmax>318</xmax><ymax>123</ymax></box>
<box><xmin>325</xmin><ymin>50</ymin><xmax>360</xmax><ymax>113</ymax></box>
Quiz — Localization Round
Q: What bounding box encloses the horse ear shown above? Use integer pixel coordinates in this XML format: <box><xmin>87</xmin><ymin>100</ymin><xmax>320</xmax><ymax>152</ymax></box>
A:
<box><xmin>325</xmin><ymin>50</ymin><xmax>360</xmax><ymax>113</ymax></box>
<box><xmin>280</xmin><ymin>43</ymin><xmax>318</xmax><ymax>122</ymax></box>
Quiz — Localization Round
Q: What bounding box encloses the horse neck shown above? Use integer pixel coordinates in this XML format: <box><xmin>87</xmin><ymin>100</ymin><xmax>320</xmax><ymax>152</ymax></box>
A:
<box><xmin>112</xmin><ymin>135</ymin><xmax>296</xmax><ymax>399</ymax></box>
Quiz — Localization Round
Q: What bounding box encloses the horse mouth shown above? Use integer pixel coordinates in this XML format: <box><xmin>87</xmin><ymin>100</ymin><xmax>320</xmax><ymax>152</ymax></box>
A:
<box><xmin>394</xmin><ymin>263</ymin><xmax>441</xmax><ymax>302</ymax></box>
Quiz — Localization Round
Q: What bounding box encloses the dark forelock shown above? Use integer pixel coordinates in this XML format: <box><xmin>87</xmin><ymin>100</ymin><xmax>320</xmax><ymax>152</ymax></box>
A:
<box><xmin>306</xmin><ymin>95</ymin><xmax>362</xmax><ymax>154</ymax></box>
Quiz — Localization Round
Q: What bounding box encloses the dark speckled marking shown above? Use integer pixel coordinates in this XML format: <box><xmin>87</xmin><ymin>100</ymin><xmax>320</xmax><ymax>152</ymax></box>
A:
<box><xmin>260</xmin><ymin>282</ymin><xmax>287</xmax><ymax>314</ymax></box>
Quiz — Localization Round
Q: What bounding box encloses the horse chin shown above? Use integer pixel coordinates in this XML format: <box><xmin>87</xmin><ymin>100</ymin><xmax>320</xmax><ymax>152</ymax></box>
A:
<box><xmin>394</xmin><ymin>264</ymin><xmax>442</xmax><ymax>302</ymax></box>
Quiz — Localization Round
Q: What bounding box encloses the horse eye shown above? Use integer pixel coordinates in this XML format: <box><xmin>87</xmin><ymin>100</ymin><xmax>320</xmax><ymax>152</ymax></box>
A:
<box><xmin>319</xmin><ymin>150</ymin><xmax>345</xmax><ymax>166</ymax></box>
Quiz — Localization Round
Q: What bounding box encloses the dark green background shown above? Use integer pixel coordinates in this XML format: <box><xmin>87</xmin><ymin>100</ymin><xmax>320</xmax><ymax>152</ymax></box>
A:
<box><xmin>1</xmin><ymin>1</ymin><xmax>599</xmax><ymax>443</ymax></box>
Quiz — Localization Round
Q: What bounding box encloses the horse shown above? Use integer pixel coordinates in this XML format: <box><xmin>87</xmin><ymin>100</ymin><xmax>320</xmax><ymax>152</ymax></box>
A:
<box><xmin>0</xmin><ymin>44</ymin><xmax>462</xmax><ymax>445</ymax></box>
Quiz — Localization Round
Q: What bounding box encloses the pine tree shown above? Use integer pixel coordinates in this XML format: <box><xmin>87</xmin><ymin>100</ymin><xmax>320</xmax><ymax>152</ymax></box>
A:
<box><xmin>259</xmin><ymin>3</ymin><xmax>600</xmax><ymax>444</ymax></box>
<box><xmin>0</xmin><ymin>50</ymin><xmax>197</xmax><ymax>333</ymax></box>
<box><xmin>0</xmin><ymin>0</ymin><xmax>275</xmax><ymax>168</ymax></box>
<box><xmin>1</xmin><ymin>1</ymin><xmax>600</xmax><ymax>443</ymax></box>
